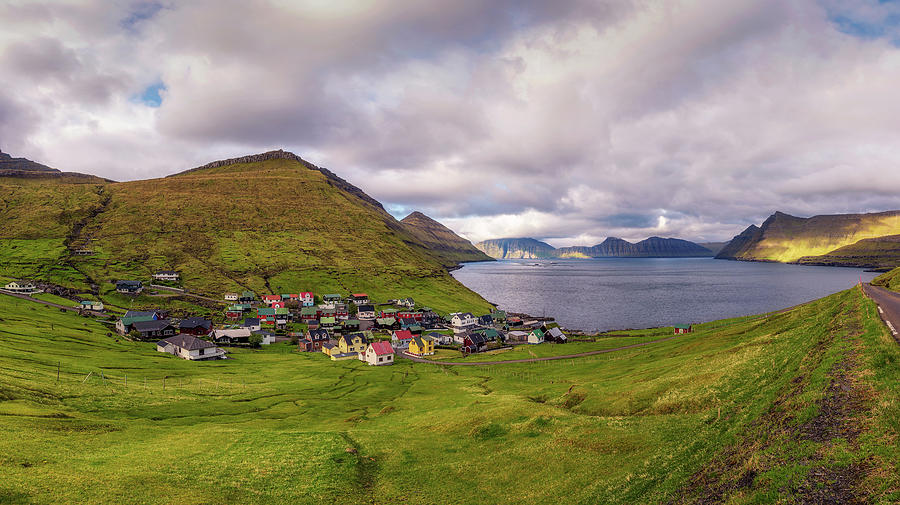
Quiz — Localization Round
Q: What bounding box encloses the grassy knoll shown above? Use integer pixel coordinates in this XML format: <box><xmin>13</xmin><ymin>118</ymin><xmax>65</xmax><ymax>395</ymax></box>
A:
<box><xmin>0</xmin><ymin>288</ymin><xmax>897</xmax><ymax>504</ymax></box>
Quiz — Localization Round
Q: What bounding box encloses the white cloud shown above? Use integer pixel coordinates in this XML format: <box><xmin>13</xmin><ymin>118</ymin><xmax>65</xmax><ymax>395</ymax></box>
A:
<box><xmin>3</xmin><ymin>0</ymin><xmax>900</xmax><ymax>243</ymax></box>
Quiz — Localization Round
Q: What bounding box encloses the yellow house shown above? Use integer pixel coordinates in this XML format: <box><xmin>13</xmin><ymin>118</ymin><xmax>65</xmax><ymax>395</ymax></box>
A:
<box><xmin>338</xmin><ymin>333</ymin><xmax>368</xmax><ymax>354</ymax></box>
<box><xmin>408</xmin><ymin>336</ymin><xmax>435</xmax><ymax>356</ymax></box>
<box><xmin>321</xmin><ymin>343</ymin><xmax>336</xmax><ymax>357</ymax></box>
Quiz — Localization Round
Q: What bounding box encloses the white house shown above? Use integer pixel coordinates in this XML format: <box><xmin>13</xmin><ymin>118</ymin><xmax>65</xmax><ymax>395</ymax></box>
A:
<box><xmin>451</xmin><ymin>312</ymin><xmax>477</xmax><ymax>330</ymax></box>
<box><xmin>3</xmin><ymin>281</ymin><xmax>39</xmax><ymax>294</ymax></box>
<box><xmin>299</xmin><ymin>292</ymin><xmax>314</xmax><ymax>306</ymax></box>
<box><xmin>528</xmin><ymin>329</ymin><xmax>545</xmax><ymax>345</ymax></box>
<box><xmin>224</xmin><ymin>293</ymin><xmax>239</xmax><ymax>301</ymax></box>
<box><xmin>152</xmin><ymin>271</ymin><xmax>179</xmax><ymax>282</ymax></box>
<box><xmin>361</xmin><ymin>341</ymin><xmax>395</xmax><ymax>366</ymax></box>
<box><xmin>156</xmin><ymin>334</ymin><xmax>225</xmax><ymax>360</ymax></box>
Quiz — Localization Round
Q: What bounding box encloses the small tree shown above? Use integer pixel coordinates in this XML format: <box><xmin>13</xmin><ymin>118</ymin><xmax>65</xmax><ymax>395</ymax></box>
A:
<box><xmin>248</xmin><ymin>333</ymin><xmax>263</xmax><ymax>348</ymax></box>
<box><xmin>129</xmin><ymin>329</ymin><xmax>142</xmax><ymax>341</ymax></box>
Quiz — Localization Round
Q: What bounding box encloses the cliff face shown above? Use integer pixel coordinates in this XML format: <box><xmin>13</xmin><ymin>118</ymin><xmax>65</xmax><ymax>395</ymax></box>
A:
<box><xmin>475</xmin><ymin>238</ymin><xmax>556</xmax><ymax>259</ymax></box>
<box><xmin>477</xmin><ymin>236</ymin><xmax>713</xmax><ymax>259</ymax></box>
<box><xmin>400</xmin><ymin>211</ymin><xmax>493</xmax><ymax>265</ymax></box>
<box><xmin>716</xmin><ymin>210</ymin><xmax>900</xmax><ymax>263</ymax></box>
<box><xmin>558</xmin><ymin>237</ymin><xmax>713</xmax><ymax>258</ymax></box>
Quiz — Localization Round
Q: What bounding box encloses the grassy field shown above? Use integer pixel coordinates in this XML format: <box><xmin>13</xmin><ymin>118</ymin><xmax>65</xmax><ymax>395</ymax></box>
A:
<box><xmin>0</xmin><ymin>287</ymin><xmax>897</xmax><ymax>504</ymax></box>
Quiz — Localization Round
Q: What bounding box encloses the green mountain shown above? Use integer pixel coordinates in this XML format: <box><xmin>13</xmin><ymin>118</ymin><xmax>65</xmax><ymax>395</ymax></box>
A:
<box><xmin>716</xmin><ymin>210</ymin><xmax>900</xmax><ymax>267</ymax></box>
<box><xmin>476</xmin><ymin>236</ymin><xmax>712</xmax><ymax>259</ymax></box>
<box><xmin>797</xmin><ymin>234</ymin><xmax>900</xmax><ymax>270</ymax></box>
<box><xmin>475</xmin><ymin>237</ymin><xmax>556</xmax><ymax>259</ymax></box>
<box><xmin>399</xmin><ymin>211</ymin><xmax>493</xmax><ymax>265</ymax></box>
<box><xmin>0</xmin><ymin>150</ymin><xmax>491</xmax><ymax>313</ymax></box>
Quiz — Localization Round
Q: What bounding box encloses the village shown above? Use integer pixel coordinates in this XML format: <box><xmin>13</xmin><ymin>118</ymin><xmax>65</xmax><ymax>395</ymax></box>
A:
<box><xmin>3</xmin><ymin>272</ymin><xmax>695</xmax><ymax>366</ymax></box>
<box><xmin>3</xmin><ymin>271</ymin><xmax>608</xmax><ymax>366</ymax></box>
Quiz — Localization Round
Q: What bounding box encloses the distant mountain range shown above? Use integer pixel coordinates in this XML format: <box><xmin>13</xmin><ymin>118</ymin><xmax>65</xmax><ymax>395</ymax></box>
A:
<box><xmin>716</xmin><ymin>210</ymin><xmax>900</xmax><ymax>270</ymax></box>
<box><xmin>475</xmin><ymin>236</ymin><xmax>714</xmax><ymax>259</ymax></box>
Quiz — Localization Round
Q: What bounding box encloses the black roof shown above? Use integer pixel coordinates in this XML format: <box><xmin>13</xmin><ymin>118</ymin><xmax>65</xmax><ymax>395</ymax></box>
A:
<box><xmin>241</xmin><ymin>317</ymin><xmax>260</xmax><ymax>326</ymax></box>
<box><xmin>307</xmin><ymin>328</ymin><xmax>330</xmax><ymax>340</ymax></box>
<box><xmin>465</xmin><ymin>333</ymin><xmax>488</xmax><ymax>345</ymax></box>
<box><xmin>155</xmin><ymin>270</ymin><xmax>177</xmax><ymax>275</ymax></box>
<box><xmin>160</xmin><ymin>334</ymin><xmax>215</xmax><ymax>350</ymax></box>
<box><xmin>179</xmin><ymin>317</ymin><xmax>212</xmax><ymax>330</ymax></box>
<box><xmin>116</xmin><ymin>280</ymin><xmax>142</xmax><ymax>287</ymax></box>
<box><xmin>252</xmin><ymin>330</ymin><xmax>274</xmax><ymax>337</ymax></box>
<box><xmin>132</xmin><ymin>319</ymin><xmax>174</xmax><ymax>332</ymax></box>
<box><xmin>339</xmin><ymin>333</ymin><xmax>368</xmax><ymax>346</ymax></box>
<box><xmin>358</xmin><ymin>304</ymin><xmax>375</xmax><ymax>312</ymax></box>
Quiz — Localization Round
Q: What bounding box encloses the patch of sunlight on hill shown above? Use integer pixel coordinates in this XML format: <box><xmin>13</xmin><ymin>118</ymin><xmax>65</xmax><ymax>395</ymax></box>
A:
<box><xmin>753</xmin><ymin>217</ymin><xmax>900</xmax><ymax>262</ymax></box>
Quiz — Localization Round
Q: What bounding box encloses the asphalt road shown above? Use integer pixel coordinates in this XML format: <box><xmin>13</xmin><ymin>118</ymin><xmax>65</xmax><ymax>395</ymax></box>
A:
<box><xmin>402</xmin><ymin>334</ymin><xmax>681</xmax><ymax>366</ymax></box>
<box><xmin>862</xmin><ymin>283</ymin><xmax>900</xmax><ymax>343</ymax></box>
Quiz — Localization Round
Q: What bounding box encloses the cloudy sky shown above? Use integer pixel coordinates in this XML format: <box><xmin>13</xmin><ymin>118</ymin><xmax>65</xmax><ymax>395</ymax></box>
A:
<box><xmin>3</xmin><ymin>0</ymin><xmax>900</xmax><ymax>246</ymax></box>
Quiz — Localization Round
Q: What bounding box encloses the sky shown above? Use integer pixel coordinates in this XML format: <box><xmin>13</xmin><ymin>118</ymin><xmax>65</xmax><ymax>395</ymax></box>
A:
<box><xmin>3</xmin><ymin>0</ymin><xmax>900</xmax><ymax>247</ymax></box>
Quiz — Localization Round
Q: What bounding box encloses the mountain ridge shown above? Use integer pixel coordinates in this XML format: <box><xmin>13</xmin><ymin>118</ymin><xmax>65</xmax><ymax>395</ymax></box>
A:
<box><xmin>0</xmin><ymin>150</ymin><xmax>491</xmax><ymax>313</ymax></box>
<box><xmin>716</xmin><ymin>210</ymin><xmax>900</xmax><ymax>267</ymax></box>
<box><xmin>399</xmin><ymin>211</ymin><xmax>493</xmax><ymax>265</ymax></box>
<box><xmin>476</xmin><ymin>236</ymin><xmax>713</xmax><ymax>259</ymax></box>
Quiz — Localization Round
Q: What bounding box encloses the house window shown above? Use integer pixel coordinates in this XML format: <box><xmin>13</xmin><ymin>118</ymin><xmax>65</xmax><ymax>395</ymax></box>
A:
<box><xmin>378</xmin><ymin>357</ymin><xmax>383</xmax><ymax>362</ymax></box>
<box><xmin>199</xmin><ymin>348</ymin><xmax>204</xmax><ymax>356</ymax></box>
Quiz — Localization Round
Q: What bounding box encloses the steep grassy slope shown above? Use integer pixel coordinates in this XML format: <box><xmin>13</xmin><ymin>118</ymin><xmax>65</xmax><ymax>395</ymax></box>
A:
<box><xmin>717</xmin><ymin>210</ymin><xmax>900</xmax><ymax>263</ymax></box>
<box><xmin>399</xmin><ymin>211</ymin><xmax>493</xmax><ymax>265</ymax></box>
<box><xmin>0</xmin><ymin>288</ymin><xmax>896</xmax><ymax>504</ymax></box>
<box><xmin>871</xmin><ymin>267</ymin><xmax>900</xmax><ymax>291</ymax></box>
<box><xmin>0</xmin><ymin>152</ymin><xmax>491</xmax><ymax>313</ymax></box>
<box><xmin>797</xmin><ymin>234</ymin><xmax>900</xmax><ymax>270</ymax></box>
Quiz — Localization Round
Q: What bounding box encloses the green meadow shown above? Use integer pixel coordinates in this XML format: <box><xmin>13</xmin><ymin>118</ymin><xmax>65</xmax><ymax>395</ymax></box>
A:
<box><xmin>0</xmin><ymin>288</ymin><xmax>898</xmax><ymax>504</ymax></box>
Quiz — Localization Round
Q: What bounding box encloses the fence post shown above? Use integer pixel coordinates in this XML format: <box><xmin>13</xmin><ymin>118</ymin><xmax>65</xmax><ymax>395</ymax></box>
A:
<box><xmin>57</xmin><ymin>362</ymin><xmax>60</xmax><ymax>382</ymax></box>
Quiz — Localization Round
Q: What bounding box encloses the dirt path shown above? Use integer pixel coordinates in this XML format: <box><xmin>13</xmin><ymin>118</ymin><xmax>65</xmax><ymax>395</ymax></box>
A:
<box><xmin>402</xmin><ymin>334</ymin><xmax>681</xmax><ymax>365</ymax></box>
<box><xmin>0</xmin><ymin>289</ymin><xmax>106</xmax><ymax>317</ymax></box>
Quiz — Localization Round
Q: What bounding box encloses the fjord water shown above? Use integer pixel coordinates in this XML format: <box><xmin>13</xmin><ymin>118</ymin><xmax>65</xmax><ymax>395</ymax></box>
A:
<box><xmin>451</xmin><ymin>258</ymin><xmax>878</xmax><ymax>331</ymax></box>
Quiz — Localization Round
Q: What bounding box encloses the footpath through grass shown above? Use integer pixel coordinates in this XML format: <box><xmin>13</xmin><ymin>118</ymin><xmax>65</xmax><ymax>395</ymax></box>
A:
<box><xmin>0</xmin><ymin>287</ymin><xmax>897</xmax><ymax>504</ymax></box>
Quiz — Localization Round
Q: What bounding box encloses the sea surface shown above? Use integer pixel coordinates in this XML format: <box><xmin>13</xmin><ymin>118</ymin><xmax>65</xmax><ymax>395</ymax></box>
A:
<box><xmin>451</xmin><ymin>258</ymin><xmax>878</xmax><ymax>332</ymax></box>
